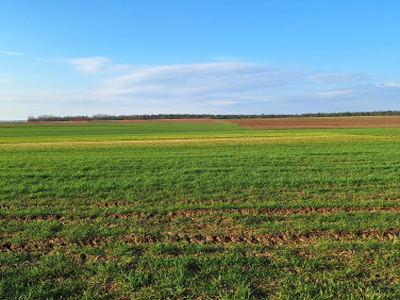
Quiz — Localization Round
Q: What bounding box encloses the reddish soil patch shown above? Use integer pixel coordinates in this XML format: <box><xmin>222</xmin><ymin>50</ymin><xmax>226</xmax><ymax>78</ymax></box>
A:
<box><xmin>229</xmin><ymin>117</ymin><xmax>400</xmax><ymax>129</ymax></box>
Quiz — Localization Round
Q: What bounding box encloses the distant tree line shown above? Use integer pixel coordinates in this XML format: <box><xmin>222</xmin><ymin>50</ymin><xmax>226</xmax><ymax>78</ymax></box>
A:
<box><xmin>28</xmin><ymin>111</ymin><xmax>400</xmax><ymax>122</ymax></box>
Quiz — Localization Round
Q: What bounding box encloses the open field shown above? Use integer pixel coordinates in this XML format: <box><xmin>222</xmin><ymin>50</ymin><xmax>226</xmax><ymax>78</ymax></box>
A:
<box><xmin>230</xmin><ymin>116</ymin><xmax>400</xmax><ymax>129</ymax></box>
<box><xmin>2</xmin><ymin>120</ymin><xmax>400</xmax><ymax>298</ymax></box>
<box><xmin>31</xmin><ymin>118</ymin><xmax>225</xmax><ymax>125</ymax></box>
<box><xmin>28</xmin><ymin>115</ymin><xmax>400</xmax><ymax>129</ymax></box>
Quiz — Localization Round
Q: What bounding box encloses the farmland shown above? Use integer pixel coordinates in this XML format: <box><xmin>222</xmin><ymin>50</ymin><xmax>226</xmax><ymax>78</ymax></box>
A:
<box><xmin>2</xmin><ymin>119</ymin><xmax>400</xmax><ymax>298</ymax></box>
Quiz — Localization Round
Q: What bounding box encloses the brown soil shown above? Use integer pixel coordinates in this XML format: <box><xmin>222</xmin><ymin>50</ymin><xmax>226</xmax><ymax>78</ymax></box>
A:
<box><xmin>2</xmin><ymin>228</ymin><xmax>400</xmax><ymax>254</ymax></box>
<box><xmin>229</xmin><ymin>116</ymin><xmax>400</xmax><ymax>129</ymax></box>
<box><xmin>28</xmin><ymin>116</ymin><xmax>400</xmax><ymax>128</ymax></box>
<box><xmin>2</xmin><ymin>206</ymin><xmax>400</xmax><ymax>222</ymax></box>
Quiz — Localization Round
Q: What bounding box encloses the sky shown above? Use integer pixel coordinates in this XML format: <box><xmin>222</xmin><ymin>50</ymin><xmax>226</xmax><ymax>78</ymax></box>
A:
<box><xmin>1</xmin><ymin>0</ymin><xmax>400</xmax><ymax>120</ymax></box>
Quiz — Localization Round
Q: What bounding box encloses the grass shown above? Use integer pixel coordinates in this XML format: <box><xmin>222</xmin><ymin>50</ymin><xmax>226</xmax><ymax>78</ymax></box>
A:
<box><xmin>2</xmin><ymin>122</ymin><xmax>400</xmax><ymax>298</ymax></box>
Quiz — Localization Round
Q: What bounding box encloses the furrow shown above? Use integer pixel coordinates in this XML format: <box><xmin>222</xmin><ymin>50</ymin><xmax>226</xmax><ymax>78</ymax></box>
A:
<box><xmin>3</xmin><ymin>228</ymin><xmax>400</xmax><ymax>254</ymax></box>
<box><xmin>2</xmin><ymin>206</ymin><xmax>400</xmax><ymax>221</ymax></box>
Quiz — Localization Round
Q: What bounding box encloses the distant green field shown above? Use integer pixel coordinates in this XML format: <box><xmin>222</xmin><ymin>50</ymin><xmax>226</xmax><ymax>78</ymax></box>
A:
<box><xmin>0</xmin><ymin>122</ymin><xmax>249</xmax><ymax>142</ymax></box>
<box><xmin>2</xmin><ymin>122</ymin><xmax>400</xmax><ymax>298</ymax></box>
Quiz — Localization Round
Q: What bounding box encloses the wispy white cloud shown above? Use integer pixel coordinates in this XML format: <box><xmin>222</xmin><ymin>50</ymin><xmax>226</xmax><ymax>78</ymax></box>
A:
<box><xmin>384</xmin><ymin>82</ymin><xmax>400</xmax><ymax>88</ymax></box>
<box><xmin>213</xmin><ymin>54</ymin><xmax>242</xmax><ymax>61</ymax></box>
<box><xmin>307</xmin><ymin>83</ymin><xmax>400</xmax><ymax>113</ymax></box>
<box><xmin>313</xmin><ymin>89</ymin><xmax>352</xmax><ymax>99</ymax></box>
<box><xmin>64</xmin><ymin>57</ymin><xmax>131</xmax><ymax>75</ymax></box>
<box><xmin>0</xmin><ymin>51</ymin><xmax>25</xmax><ymax>56</ymax></box>
<box><xmin>308</xmin><ymin>72</ymin><xmax>369</xmax><ymax>84</ymax></box>
<box><xmin>91</xmin><ymin>61</ymin><xmax>368</xmax><ymax>108</ymax></box>
<box><xmin>0</xmin><ymin>78</ymin><xmax>13</xmax><ymax>83</ymax></box>
<box><xmin>208</xmin><ymin>101</ymin><xmax>239</xmax><ymax>106</ymax></box>
<box><xmin>97</xmin><ymin>62</ymin><xmax>298</xmax><ymax>97</ymax></box>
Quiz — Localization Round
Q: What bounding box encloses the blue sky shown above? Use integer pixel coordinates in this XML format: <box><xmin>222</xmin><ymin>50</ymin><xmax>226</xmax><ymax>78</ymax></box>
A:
<box><xmin>1</xmin><ymin>1</ymin><xmax>400</xmax><ymax>120</ymax></box>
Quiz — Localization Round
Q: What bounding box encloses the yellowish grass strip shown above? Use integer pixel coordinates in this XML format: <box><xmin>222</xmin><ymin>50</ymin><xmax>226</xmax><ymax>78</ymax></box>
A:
<box><xmin>0</xmin><ymin>134</ymin><xmax>397</xmax><ymax>150</ymax></box>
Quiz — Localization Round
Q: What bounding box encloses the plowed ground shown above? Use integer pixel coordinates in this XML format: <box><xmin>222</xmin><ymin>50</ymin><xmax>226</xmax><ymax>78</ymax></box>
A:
<box><xmin>230</xmin><ymin>116</ymin><xmax>400</xmax><ymax>129</ymax></box>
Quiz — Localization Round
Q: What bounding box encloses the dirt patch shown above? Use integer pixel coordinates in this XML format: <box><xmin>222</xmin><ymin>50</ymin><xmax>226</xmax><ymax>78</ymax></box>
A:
<box><xmin>2</xmin><ymin>206</ymin><xmax>400</xmax><ymax>222</ymax></box>
<box><xmin>229</xmin><ymin>117</ymin><xmax>400</xmax><ymax>129</ymax></box>
<box><xmin>3</xmin><ymin>228</ymin><xmax>400</xmax><ymax>254</ymax></box>
<box><xmin>163</xmin><ymin>206</ymin><xmax>400</xmax><ymax>217</ymax></box>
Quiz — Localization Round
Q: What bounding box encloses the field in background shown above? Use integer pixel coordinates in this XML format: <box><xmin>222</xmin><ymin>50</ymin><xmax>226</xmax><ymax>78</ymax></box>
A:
<box><xmin>2</xmin><ymin>120</ymin><xmax>400</xmax><ymax>298</ymax></box>
<box><xmin>27</xmin><ymin>115</ymin><xmax>400</xmax><ymax>129</ymax></box>
<box><xmin>229</xmin><ymin>116</ymin><xmax>400</xmax><ymax>129</ymax></box>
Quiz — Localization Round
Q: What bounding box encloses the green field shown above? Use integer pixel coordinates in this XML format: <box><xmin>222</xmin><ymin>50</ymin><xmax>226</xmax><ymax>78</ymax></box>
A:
<box><xmin>2</xmin><ymin>122</ymin><xmax>400</xmax><ymax>298</ymax></box>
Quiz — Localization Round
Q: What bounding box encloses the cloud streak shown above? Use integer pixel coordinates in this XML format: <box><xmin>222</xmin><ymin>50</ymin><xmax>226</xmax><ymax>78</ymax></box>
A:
<box><xmin>97</xmin><ymin>62</ymin><xmax>305</xmax><ymax>97</ymax></box>
<box><xmin>0</xmin><ymin>51</ymin><xmax>25</xmax><ymax>56</ymax></box>
<box><xmin>0</xmin><ymin>78</ymin><xmax>13</xmax><ymax>83</ymax></box>
<box><xmin>65</xmin><ymin>57</ymin><xmax>131</xmax><ymax>75</ymax></box>
<box><xmin>89</xmin><ymin>61</ymin><xmax>370</xmax><ymax>110</ymax></box>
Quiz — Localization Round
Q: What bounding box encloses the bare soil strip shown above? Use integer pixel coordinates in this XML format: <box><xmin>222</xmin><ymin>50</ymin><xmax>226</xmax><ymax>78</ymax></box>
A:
<box><xmin>2</xmin><ymin>206</ymin><xmax>400</xmax><ymax>221</ymax></box>
<box><xmin>28</xmin><ymin>116</ymin><xmax>400</xmax><ymax>129</ymax></box>
<box><xmin>229</xmin><ymin>116</ymin><xmax>400</xmax><ymax>129</ymax></box>
<box><xmin>2</xmin><ymin>228</ymin><xmax>400</xmax><ymax>254</ymax></box>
